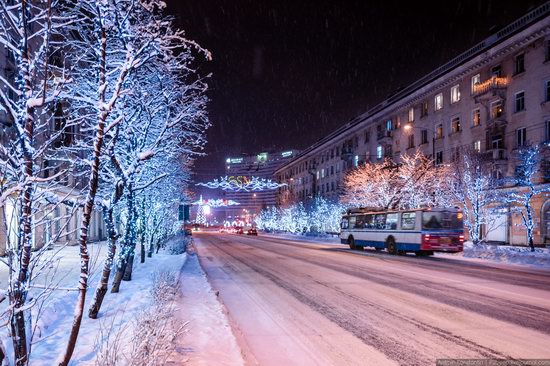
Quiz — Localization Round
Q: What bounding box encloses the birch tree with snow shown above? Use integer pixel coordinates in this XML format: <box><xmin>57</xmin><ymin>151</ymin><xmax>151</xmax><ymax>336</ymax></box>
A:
<box><xmin>505</xmin><ymin>144</ymin><xmax>550</xmax><ymax>252</ymax></box>
<box><xmin>0</xmin><ymin>1</ymin><xmax>75</xmax><ymax>363</ymax></box>
<box><xmin>451</xmin><ymin>151</ymin><xmax>501</xmax><ymax>245</ymax></box>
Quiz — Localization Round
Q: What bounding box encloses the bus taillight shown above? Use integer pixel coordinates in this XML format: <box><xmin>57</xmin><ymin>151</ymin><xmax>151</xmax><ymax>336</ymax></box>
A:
<box><xmin>421</xmin><ymin>234</ymin><xmax>431</xmax><ymax>248</ymax></box>
<box><xmin>459</xmin><ymin>235</ymin><xmax>464</xmax><ymax>243</ymax></box>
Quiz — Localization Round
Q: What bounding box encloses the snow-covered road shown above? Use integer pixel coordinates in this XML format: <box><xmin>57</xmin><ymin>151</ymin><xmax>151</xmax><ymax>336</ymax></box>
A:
<box><xmin>194</xmin><ymin>232</ymin><xmax>550</xmax><ymax>366</ymax></box>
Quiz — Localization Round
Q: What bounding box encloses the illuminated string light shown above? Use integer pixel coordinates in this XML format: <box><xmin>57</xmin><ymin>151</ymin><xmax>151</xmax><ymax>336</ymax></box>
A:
<box><xmin>197</xmin><ymin>176</ymin><xmax>286</xmax><ymax>191</ymax></box>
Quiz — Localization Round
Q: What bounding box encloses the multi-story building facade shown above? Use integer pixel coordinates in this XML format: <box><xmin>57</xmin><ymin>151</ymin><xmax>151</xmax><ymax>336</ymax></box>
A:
<box><xmin>0</xmin><ymin>35</ymin><xmax>106</xmax><ymax>255</ymax></box>
<box><xmin>222</xmin><ymin>150</ymin><xmax>298</xmax><ymax>222</ymax></box>
<box><xmin>275</xmin><ymin>3</ymin><xmax>550</xmax><ymax>245</ymax></box>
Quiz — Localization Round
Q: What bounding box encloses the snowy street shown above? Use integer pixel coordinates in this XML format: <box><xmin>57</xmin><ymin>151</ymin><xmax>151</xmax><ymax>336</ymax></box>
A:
<box><xmin>195</xmin><ymin>232</ymin><xmax>550</xmax><ymax>366</ymax></box>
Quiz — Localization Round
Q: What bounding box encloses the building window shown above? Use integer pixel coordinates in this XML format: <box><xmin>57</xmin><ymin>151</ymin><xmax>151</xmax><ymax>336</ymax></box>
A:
<box><xmin>514</xmin><ymin>54</ymin><xmax>525</xmax><ymax>75</ymax></box>
<box><xmin>420</xmin><ymin>129</ymin><xmax>428</xmax><ymax>144</ymax></box>
<box><xmin>408</xmin><ymin>108</ymin><xmax>414</xmax><ymax>122</ymax></box>
<box><xmin>471</xmin><ymin>74</ymin><xmax>481</xmax><ymax>93</ymax></box>
<box><xmin>546</xmin><ymin>40</ymin><xmax>550</xmax><ymax>62</ymax></box>
<box><xmin>472</xmin><ymin>108</ymin><xmax>481</xmax><ymax>127</ymax></box>
<box><xmin>451</xmin><ymin>85</ymin><xmax>460</xmax><ymax>103</ymax></box>
<box><xmin>436</xmin><ymin>124</ymin><xmax>443</xmax><ymax>139</ymax></box>
<box><xmin>331</xmin><ymin>182</ymin><xmax>335</xmax><ymax>191</ymax></box>
<box><xmin>385</xmin><ymin>145</ymin><xmax>392</xmax><ymax>158</ymax></box>
<box><xmin>376</xmin><ymin>145</ymin><xmax>382</xmax><ymax>159</ymax></box>
<box><xmin>421</xmin><ymin>101</ymin><xmax>428</xmax><ymax>117</ymax></box>
<box><xmin>330</xmin><ymin>166</ymin><xmax>334</xmax><ymax>175</ymax></box>
<box><xmin>473</xmin><ymin>140</ymin><xmax>481</xmax><ymax>153</ymax></box>
<box><xmin>515</xmin><ymin>91</ymin><xmax>525</xmax><ymax>112</ymax></box>
<box><xmin>316</xmin><ymin>171</ymin><xmax>319</xmax><ymax>180</ymax></box>
<box><xmin>386</xmin><ymin>119</ymin><xmax>393</xmax><ymax>131</ymax></box>
<box><xmin>451</xmin><ymin>116</ymin><xmax>461</xmax><ymax>134</ymax></box>
<box><xmin>435</xmin><ymin>151</ymin><xmax>443</xmax><ymax>165</ymax></box>
<box><xmin>547</xmin><ymin>120</ymin><xmax>550</xmax><ymax>142</ymax></box>
<box><xmin>491</xmin><ymin>64</ymin><xmax>502</xmax><ymax>77</ymax></box>
<box><xmin>434</xmin><ymin>93</ymin><xmax>443</xmax><ymax>111</ymax></box>
<box><xmin>545</xmin><ymin>80</ymin><xmax>550</xmax><ymax>102</ymax></box>
<box><xmin>407</xmin><ymin>134</ymin><xmax>415</xmax><ymax>149</ymax></box>
<box><xmin>516</xmin><ymin>127</ymin><xmax>527</xmax><ymax>147</ymax></box>
<box><xmin>364</xmin><ymin>129</ymin><xmax>370</xmax><ymax>143</ymax></box>
<box><xmin>491</xmin><ymin>100</ymin><xmax>503</xmax><ymax>119</ymax></box>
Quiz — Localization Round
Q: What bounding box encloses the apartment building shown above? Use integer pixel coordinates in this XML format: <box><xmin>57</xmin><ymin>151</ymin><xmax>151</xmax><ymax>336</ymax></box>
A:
<box><xmin>275</xmin><ymin>3</ymin><xmax>550</xmax><ymax>245</ymax></box>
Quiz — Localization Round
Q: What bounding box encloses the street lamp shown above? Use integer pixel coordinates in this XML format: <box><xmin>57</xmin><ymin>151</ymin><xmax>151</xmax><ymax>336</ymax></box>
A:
<box><xmin>404</xmin><ymin>122</ymin><xmax>436</xmax><ymax>166</ymax></box>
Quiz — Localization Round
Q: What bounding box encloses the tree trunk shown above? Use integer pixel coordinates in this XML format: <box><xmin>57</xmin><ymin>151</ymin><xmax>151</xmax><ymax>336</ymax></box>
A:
<box><xmin>89</xmin><ymin>206</ymin><xmax>118</xmax><ymax>319</ymax></box>
<box><xmin>58</xmin><ymin>21</ymin><xmax>109</xmax><ymax>366</ymax></box>
<box><xmin>123</xmin><ymin>254</ymin><xmax>134</xmax><ymax>281</ymax></box>
<box><xmin>111</xmin><ymin>185</ymin><xmax>136</xmax><ymax>290</ymax></box>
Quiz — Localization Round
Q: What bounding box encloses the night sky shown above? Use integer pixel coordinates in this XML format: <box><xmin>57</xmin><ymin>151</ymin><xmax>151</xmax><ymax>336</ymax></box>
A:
<box><xmin>165</xmin><ymin>0</ymin><xmax>546</xmax><ymax>182</ymax></box>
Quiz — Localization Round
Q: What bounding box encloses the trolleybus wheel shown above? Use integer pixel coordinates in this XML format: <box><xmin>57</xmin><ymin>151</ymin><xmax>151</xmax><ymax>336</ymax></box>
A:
<box><xmin>386</xmin><ymin>237</ymin><xmax>397</xmax><ymax>255</ymax></box>
<box><xmin>348</xmin><ymin>236</ymin><xmax>356</xmax><ymax>250</ymax></box>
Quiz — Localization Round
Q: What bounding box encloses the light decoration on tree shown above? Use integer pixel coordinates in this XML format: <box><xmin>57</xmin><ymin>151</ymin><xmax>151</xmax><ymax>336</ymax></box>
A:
<box><xmin>196</xmin><ymin>204</ymin><xmax>206</xmax><ymax>225</ymax></box>
<box><xmin>192</xmin><ymin>198</ymin><xmax>240</xmax><ymax>207</ymax></box>
<box><xmin>197</xmin><ymin>176</ymin><xmax>286</xmax><ymax>191</ymax></box>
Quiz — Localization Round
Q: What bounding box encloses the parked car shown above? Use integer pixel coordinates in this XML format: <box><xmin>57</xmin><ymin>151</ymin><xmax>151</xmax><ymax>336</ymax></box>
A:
<box><xmin>234</xmin><ymin>226</ymin><xmax>244</xmax><ymax>234</ymax></box>
<box><xmin>247</xmin><ymin>228</ymin><xmax>258</xmax><ymax>236</ymax></box>
<box><xmin>184</xmin><ymin>228</ymin><xmax>193</xmax><ymax>236</ymax></box>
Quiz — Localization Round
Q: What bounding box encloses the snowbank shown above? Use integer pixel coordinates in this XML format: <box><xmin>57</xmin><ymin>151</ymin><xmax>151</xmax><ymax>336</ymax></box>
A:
<box><xmin>262</xmin><ymin>231</ymin><xmax>342</xmax><ymax>245</ymax></box>
<box><xmin>171</xmin><ymin>250</ymin><xmax>245</xmax><ymax>366</ymax></box>
<box><xmin>458</xmin><ymin>241</ymin><xmax>550</xmax><ymax>268</ymax></box>
<box><xmin>0</xmin><ymin>241</ymin><xmax>187</xmax><ymax>365</ymax></box>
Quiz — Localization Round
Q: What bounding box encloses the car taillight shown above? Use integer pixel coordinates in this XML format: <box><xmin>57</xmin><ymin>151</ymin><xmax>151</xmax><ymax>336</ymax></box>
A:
<box><xmin>459</xmin><ymin>235</ymin><xmax>464</xmax><ymax>243</ymax></box>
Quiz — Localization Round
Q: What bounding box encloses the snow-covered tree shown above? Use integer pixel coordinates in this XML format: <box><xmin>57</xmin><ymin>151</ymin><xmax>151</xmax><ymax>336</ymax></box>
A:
<box><xmin>451</xmin><ymin>151</ymin><xmax>501</xmax><ymax>245</ymax></box>
<box><xmin>341</xmin><ymin>150</ymin><xmax>451</xmax><ymax>210</ymax></box>
<box><xmin>505</xmin><ymin>144</ymin><xmax>550</xmax><ymax>251</ymax></box>
<box><xmin>0</xmin><ymin>1</ymin><xmax>74</xmax><ymax>363</ymax></box>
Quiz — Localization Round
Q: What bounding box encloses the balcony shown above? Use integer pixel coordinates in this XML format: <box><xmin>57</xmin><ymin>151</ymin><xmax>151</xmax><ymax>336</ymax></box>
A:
<box><xmin>490</xmin><ymin>148</ymin><xmax>507</xmax><ymax>161</ymax></box>
<box><xmin>472</xmin><ymin>76</ymin><xmax>509</xmax><ymax>100</ymax></box>
<box><xmin>377</xmin><ymin>130</ymin><xmax>392</xmax><ymax>143</ymax></box>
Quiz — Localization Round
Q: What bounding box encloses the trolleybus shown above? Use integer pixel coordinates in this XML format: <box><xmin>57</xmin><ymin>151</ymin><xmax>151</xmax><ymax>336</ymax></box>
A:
<box><xmin>340</xmin><ymin>207</ymin><xmax>464</xmax><ymax>255</ymax></box>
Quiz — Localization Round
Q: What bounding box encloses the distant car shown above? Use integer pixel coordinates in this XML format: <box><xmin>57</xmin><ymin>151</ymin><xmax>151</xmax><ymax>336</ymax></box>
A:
<box><xmin>247</xmin><ymin>228</ymin><xmax>258</xmax><ymax>236</ymax></box>
<box><xmin>234</xmin><ymin>226</ymin><xmax>244</xmax><ymax>234</ymax></box>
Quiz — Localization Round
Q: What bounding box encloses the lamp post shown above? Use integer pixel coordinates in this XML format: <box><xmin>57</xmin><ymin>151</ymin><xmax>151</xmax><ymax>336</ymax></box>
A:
<box><xmin>404</xmin><ymin>123</ymin><xmax>436</xmax><ymax>166</ymax></box>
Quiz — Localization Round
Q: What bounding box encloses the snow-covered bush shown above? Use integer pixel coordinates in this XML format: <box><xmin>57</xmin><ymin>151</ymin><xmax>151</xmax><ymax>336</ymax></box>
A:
<box><xmin>166</xmin><ymin>236</ymin><xmax>190</xmax><ymax>255</ymax></box>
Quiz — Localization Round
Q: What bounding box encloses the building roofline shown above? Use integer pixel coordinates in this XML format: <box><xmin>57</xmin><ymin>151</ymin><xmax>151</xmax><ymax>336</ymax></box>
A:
<box><xmin>275</xmin><ymin>1</ymin><xmax>550</xmax><ymax>174</ymax></box>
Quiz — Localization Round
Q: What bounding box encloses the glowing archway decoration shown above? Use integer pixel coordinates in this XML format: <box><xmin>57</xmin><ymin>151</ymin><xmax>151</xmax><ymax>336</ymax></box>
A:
<box><xmin>192</xmin><ymin>196</ymin><xmax>240</xmax><ymax>207</ymax></box>
<box><xmin>197</xmin><ymin>176</ymin><xmax>286</xmax><ymax>192</ymax></box>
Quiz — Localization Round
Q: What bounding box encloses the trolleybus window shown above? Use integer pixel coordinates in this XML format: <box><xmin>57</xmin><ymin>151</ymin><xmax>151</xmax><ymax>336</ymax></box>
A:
<box><xmin>373</xmin><ymin>214</ymin><xmax>386</xmax><ymax>229</ymax></box>
<box><xmin>341</xmin><ymin>218</ymin><xmax>349</xmax><ymax>229</ymax></box>
<box><xmin>386</xmin><ymin>213</ymin><xmax>398</xmax><ymax>230</ymax></box>
<box><xmin>422</xmin><ymin>211</ymin><xmax>462</xmax><ymax>229</ymax></box>
<box><xmin>401</xmin><ymin>212</ymin><xmax>417</xmax><ymax>230</ymax></box>
<box><xmin>354</xmin><ymin>215</ymin><xmax>366</xmax><ymax>229</ymax></box>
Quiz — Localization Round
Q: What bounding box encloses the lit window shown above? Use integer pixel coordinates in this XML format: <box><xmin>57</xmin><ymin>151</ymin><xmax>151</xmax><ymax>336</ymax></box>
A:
<box><xmin>473</xmin><ymin>140</ymin><xmax>481</xmax><ymax>153</ymax></box>
<box><xmin>316</xmin><ymin>171</ymin><xmax>319</xmax><ymax>180</ymax></box>
<box><xmin>386</xmin><ymin>119</ymin><xmax>392</xmax><ymax>131</ymax></box>
<box><xmin>321</xmin><ymin>168</ymin><xmax>325</xmax><ymax>178</ymax></box>
<box><xmin>515</xmin><ymin>91</ymin><xmax>525</xmax><ymax>112</ymax></box>
<box><xmin>451</xmin><ymin>85</ymin><xmax>460</xmax><ymax>103</ymax></box>
<box><xmin>436</xmin><ymin>124</ymin><xmax>443</xmax><ymax>139</ymax></box>
<box><xmin>451</xmin><ymin>116</ymin><xmax>461</xmax><ymax>134</ymax></box>
<box><xmin>376</xmin><ymin>145</ymin><xmax>383</xmax><ymax>159</ymax></box>
<box><xmin>472</xmin><ymin>108</ymin><xmax>481</xmax><ymax>127</ymax></box>
<box><xmin>491</xmin><ymin>100</ymin><xmax>503</xmax><ymax>119</ymax></box>
<box><xmin>408</xmin><ymin>108</ymin><xmax>414</xmax><ymax>122</ymax></box>
<box><xmin>354</xmin><ymin>155</ymin><xmax>359</xmax><ymax>167</ymax></box>
<box><xmin>516</xmin><ymin>127</ymin><xmax>527</xmax><ymax>147</ymax></box>
<box><xmin>471</xmin><ymin>74</ymin><xmax>480</xmax><ymax>93</ymax></box>
<box><xmin>434</xmin><ymin>93</ymin><xmax>443</xmax><ymax>111</ymax></box>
